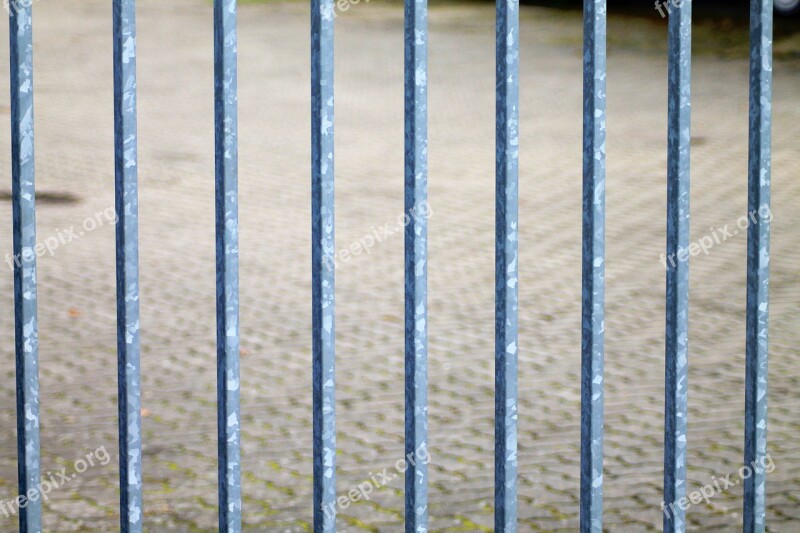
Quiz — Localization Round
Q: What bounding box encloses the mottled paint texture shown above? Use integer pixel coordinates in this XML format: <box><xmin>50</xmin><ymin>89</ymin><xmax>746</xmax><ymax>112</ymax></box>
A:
<box><xmin>113</xmin><ymin>0</ymin><xmax>143</xmax><ymax>530</ymax></box>
<box><xmin>214</xmin><ymin>0</ymin><xmax>242</xmax><ymax>531</ymax></box>
<box><xmin>404</xmin><ymin>0</ymin><xmax>429</xmax><ymax>531</ymax></box>
<box><xmin>311</xmin><ymin>0</ymin><xmax>336</xmax><ymax>529</ymax></box>
<box><xmin>579</xmin><ymin>1</ymin><xmax>606</xmax><ymax>532</ymax></box>
<box><xmin>744</xmin><ymin>1</ymin><xmax>772</xmax><ymax>531</ymax></box>
<box><xmin>494</xmin><ymin>0</ymin><xmax>519</xmax><ymax>530</ymax></box>
<box><xmin>9</xmin><ymin>4</ymin><xmax>41</xmax><ymax>532</ymax></box>
<box><xmin>663</xmin><ymin>2</ymin><xmax>691</xmax><ymax>531</ymax></box>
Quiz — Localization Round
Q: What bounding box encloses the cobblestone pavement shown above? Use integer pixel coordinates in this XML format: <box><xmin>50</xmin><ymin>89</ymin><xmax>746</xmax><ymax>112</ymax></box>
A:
<box><xmin>0</xmin><ymin>1</ymin><xmax>798</xmax><ymax>531</ymax></box>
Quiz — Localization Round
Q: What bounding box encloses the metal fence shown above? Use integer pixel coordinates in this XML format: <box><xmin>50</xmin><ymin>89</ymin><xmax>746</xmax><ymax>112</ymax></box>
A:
<box><xmin>6</xmin><ymin>0</ymin><xmax>773</xmax><ymax>531</ymax></box>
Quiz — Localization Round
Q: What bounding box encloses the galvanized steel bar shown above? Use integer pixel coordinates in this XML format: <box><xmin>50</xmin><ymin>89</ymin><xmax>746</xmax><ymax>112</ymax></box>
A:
<box><xmin>743</xmin><ymin>1</ymin><xmax>772</xmax><ymax>530</ymax></box>
<box><xmin>404</xmin><ymin>0</ymin><xmax>429</xmax><ymax>530</ymax></box>
<box><xmin>113</xmin><ymin>0</ymin><xmax>143</xmax><ymax>530</ymax></box>
<box><xmin>579</xmin><ymin>0</ymin><xmax>606</xmax><ymax>531</ymax></box>
<box><xmin>494</xmin><ymin>0</ymin><xmax>519</xmax><ymax>529</ymax></box>
<box><xmin>214</xmin><ymin>0</ymin><xmax>242</xmax><ymax>531</ymax></box>
<box><xmin>9</xmin><ymin>4</ymin><xmax>41</xmax><ymax>531</ymax></box>
<box><xmin>311</xmin><ymin>0</ymin><xmax>336</xmax><ymax>528</ymax></box>
<box><xmin>663</xmin><ymin>2</ymin><xmax>691</xmax><ymax>531</ymax></box>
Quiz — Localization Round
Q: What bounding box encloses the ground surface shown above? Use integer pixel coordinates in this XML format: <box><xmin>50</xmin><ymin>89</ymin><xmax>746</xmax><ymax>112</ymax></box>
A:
<box><xmin>0</xmin><ymin>0</ymin><xmax>798</xmax><ymax>531</ymax></box>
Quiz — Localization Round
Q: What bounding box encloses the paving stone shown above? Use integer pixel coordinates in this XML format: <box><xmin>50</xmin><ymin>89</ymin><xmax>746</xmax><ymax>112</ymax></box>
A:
<box><xmin>0</xmin><ymin>0</ymin><xmax>797</xmax><ymax>531</ymax></box>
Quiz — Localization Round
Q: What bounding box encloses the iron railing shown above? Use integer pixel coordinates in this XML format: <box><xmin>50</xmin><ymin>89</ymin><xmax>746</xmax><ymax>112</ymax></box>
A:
<box><xmin>6</xmin><ymin>0</ymin><xmax>773</xmax><ymax>531</ymax></box>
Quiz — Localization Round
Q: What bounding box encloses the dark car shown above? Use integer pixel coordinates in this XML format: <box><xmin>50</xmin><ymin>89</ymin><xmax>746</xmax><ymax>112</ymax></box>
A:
<box><xmin>582</xmin><ymin>0</ymin><xmax>799</xmax><ymax>16</ymax></box>
<box><xmin>653</xmin><ymin>0</ymin><xmax>798</xmax><ymax>16</ymax></box>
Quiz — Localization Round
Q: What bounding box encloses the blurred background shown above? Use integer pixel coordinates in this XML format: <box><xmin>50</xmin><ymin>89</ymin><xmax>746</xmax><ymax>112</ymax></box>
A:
<box><xmin>0</xmin><ymin>0</ymin><xmax>798</xmax><ymax>531</ymax></box>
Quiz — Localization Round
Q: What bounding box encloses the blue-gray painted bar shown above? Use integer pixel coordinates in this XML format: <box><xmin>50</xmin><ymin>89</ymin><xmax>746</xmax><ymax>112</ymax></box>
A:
<box><xmin>214</xmin><ymin>0</ymin><xmax>242</xmax><ymax>531</ymax></box>
<box><xmin>494</xmin><ymin>0</ymin><xmax>519</xmax><ymax>529</ymax></box>
<box><xmin>311</xmin><ymin>0</ymin><xmax>336</xmax><ymax>528</ymax></box>
<box><xmin>579</xmin><ymin>0</ymin><xmax>606</xmax><ymax>531</ymax></box>
<box><xmin>404</xmin><ymin>0</ymin><xmax>429</xmax><ymax>530</ymax></box>
<box><xmin>743</xmin><ymin>1</ymin><xmax>772</xmax><ymax>530</ymax></box>
<box><xmin>113</xmin><ymin>0</ymin><xmax>143</xmax><ymax>530</ymax></box>
<box><xmin>663</xmin><ymin>2</ymin><xmax>691</xmax><ymax>531</ymax></box>
<box><xmin>9</xmin><ymin>4</ymin><xmax>41</xmax><ymax>532</ymax></box>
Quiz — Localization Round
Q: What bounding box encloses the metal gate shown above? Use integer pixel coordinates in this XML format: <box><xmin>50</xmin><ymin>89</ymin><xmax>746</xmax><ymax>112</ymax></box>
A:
<box><xmin>6</xmin><ymin>0</ymin><xmax>773</xmax><ymax>531</ymax></box>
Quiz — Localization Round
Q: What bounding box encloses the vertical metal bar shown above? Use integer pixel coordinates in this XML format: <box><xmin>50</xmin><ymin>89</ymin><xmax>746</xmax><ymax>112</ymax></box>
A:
<box><xmin>579</xmin><ymin>0</ymin><xmax>606</xmax><ymax>531</ymax></box>
<box><xmin>214</xmin><ymin>0</ymin><xmax>241</xmax><ymax>531</ymax></box>
<box><xmin>9</xmin><ymin>3</ymin><xmax>41</xmax><ymax>531</ymax></box>
<box><xmin>404</xmin><ymin>0</ymin><xmax>428</xmax><ymax>529</ymax></box>
<box><xmin>113</xmin><ymin>1</ymin><xmax>143</xmax><ymax>530</ymax></box>
<box><xmin>743</xmin><ymin>1</ymin><xmax>772</xmax><ymax>531</ymax></box>
<box><xmin>311</xmin><ymin>0</ymin><xmax>336</xmax><ymax>528</ymax></box>
<box><xmin>663</xmin><ymin>2</ymin><xmax>691</xmax><ymax>532</ymax></box>
<box><xmin>494</xmin><ymin>0</ymin><xmax>519</xmax><ymax>529</ymax></box>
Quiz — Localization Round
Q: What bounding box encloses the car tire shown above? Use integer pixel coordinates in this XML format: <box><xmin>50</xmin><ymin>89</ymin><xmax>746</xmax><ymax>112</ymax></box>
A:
<box><xmin>775</xmin><ymin>0</ymin><xmax>800</xmax><ymax>15</ymax></box>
